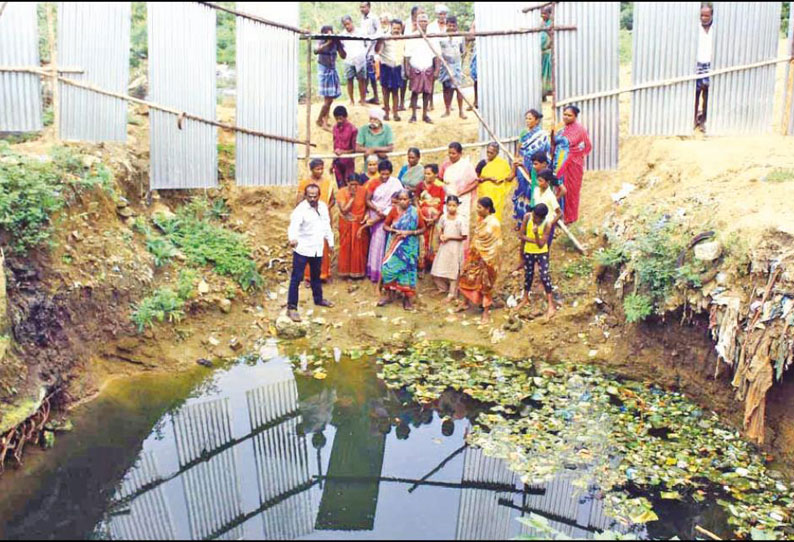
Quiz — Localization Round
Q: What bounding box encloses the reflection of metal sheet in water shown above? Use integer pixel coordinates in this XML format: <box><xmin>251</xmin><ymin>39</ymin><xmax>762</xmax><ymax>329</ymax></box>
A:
<box><xmin>172</xmin><ymin>398</ymin><xmax>234</xmax><ymax>467</ymax></box>
<box><xmin>180</xmin><ymin>447</ymin><xmax>244</xmax><ymax>541</ymax></box>
<box><xmin>106</xmin><ymin>452</ymin><xmax>176</xmax><ymax>540</ymax></box>
<box><xmin>247</xmin><ymin>377</ymin><xmax>300</xmax><ymax>429</ymax></box>
<box><xmin>455</xmin><ymin>447</ymin><xmax>517</xmax><ymax>540</ymax></box>
<box><xmin>315</xmin><ymin>415</ymin><xmax>386</xmax><ymax>531</ymax></box>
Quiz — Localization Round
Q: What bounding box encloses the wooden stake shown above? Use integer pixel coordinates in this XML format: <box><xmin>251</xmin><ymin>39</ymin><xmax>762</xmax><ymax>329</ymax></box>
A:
<box><xmin>782</xmin><ymin>39</ymin><xmax>794</xmax><ymax>134</ymax></box>
<box><xmin>196</xmin><ymin>1</ymin><xmax>305</xmax><ymax>34</ymax></box>
<box><xmin>306</xmin><ymin>37</ymin><xmax>312</xmax><ymax>160</ymax></box>
<box><xmin>417</xmin><ymin>26</ymin><xmax>587</xmax><ymax>255</ymax></box>
<box><xmin>46</xmin><ymin>3</ymin><xmax>58</xmax><ymax>137</ymax></box>
<box><xmin>550</xmin><ymin>2</ymin><xmax>558</xmax><ymax>123</ymax></box>
<box><xmin>5</xmin><ymin>66</ymin><xmax>313</xmax><ymax>147</ymax></box>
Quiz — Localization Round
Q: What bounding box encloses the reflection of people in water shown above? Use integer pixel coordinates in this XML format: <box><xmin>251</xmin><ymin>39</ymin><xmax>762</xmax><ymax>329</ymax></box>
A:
<box><xmin>441</xmin><ymin>418</ymin><xmax>455</xmax><ymax>437</ymax></box>
<box><xmin>396</xmin><ymin>422</ymin><xmax>411</xmax><ymax>440</ymax></box>
<box><xmin>312</xmin><ymin>431</ymin><xmax>328</xmax><ymax>449</ymax></box>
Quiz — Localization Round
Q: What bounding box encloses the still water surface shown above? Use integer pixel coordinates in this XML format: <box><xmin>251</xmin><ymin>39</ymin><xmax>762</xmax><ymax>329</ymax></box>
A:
<box><xmin>0</xmin><ymin>344</ymin><xmax>729</xmax><ymax>540</ymax></box>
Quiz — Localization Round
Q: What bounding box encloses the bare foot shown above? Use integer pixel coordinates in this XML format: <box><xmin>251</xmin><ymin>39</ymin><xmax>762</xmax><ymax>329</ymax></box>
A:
<box><xmin>409</xmin><ymin>116</ymin><xmax>417</xmax><ymax>124</ymax></box>
<box><xmin>393</xmin><ymin>114</ymin><xmax>401</xmax><ymax>122</ymax></box>
<box><xmin>459</xmin><ymin>113</ymin><xmax>468</xmax><ymax>120</ymax></box>
<box><xmin>441</xmin><ymin>111</ymin><xmax>451</xmax><ymax>118</ymax></box>
<box><xmin>377</xmin><ymin>296</ymin><xmax>391</xmax><ymax>307</ymax></box>
<box><xmin>423</xmin><ymin>116</ymin><xmax>434</xmax><ymax>124</ymax></box>
<box><xmin>454</xmin><ymin>302</ymin><xmax>468</xmax><ymax>313</ymax></box>
<box><xmin>480</xmin><ymin>311</ymin><xmax>491</xmax><ymax>324</ymax></box>
<box><xmin>403</xmin><ymin>298</ymin><xmax>414</xmax><ymax>311</ymax></box>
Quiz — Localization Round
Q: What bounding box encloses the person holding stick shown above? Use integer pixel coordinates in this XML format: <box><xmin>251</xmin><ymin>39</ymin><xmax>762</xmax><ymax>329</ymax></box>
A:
<box><xmin>405</xmin><ymin>13</ymin><xmax>440</xmax><ymax>124</ymax></box>
<box><xmin>314</xmin><ymin>25</ymin><xmax>346</xmax><ymax>131</ymax></box>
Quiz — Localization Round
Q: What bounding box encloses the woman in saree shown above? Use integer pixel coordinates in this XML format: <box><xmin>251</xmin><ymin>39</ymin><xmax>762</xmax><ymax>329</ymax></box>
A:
<box><xmin>513</xmin><ymin>109</ymin><xmax>551</xmax><ymax>229</ymax></box>
<box><xmin>365</xmin><ymin>160</ymin><xmax>404</xmax><ymax>285</ymax></box>
<box><xmin>337</xmin><ymin>174</ymin><xmax>369</xmax><ymax>279</ymax></box>
<box><xmin>440</xmin><ymin>142</ymin><xmax>479</xmax><ymax>255</ymax></box>
<box><xmin>397</xmin><ymin>147</ymin><xmax>424</xmax><ymax>191</ymax></box>
<box><xmin>457</xmin><ymin>197</ymin><xmax>502</xmax><ymax>324</ymax></box>
<box><xmin>552</xmin><ymin>105</ymin><xmax>592</xmax><ymax>225</ymax></box>
<box><xmin>297</xmin><ymin>158</ymin><xmax>336</xmax><ymax>282</ymax></box>
<box><xmin>379</xmin><ymin>190</ymin><xmax>427</xmax><ymax>310</ymax></box>
<box><xmin>476</xmin><ymin>142</ymin><xmax>514</xmax><ymax>221</ymax></box>
<box><xmin>540</xmin><ymin>6</ymin><xmax>553</xmax><ymax>98</ymax></box>
<box><xmin>415</xmin><ymin>163</ymin><xmax>446</xmax><ymax>272</ymax></box>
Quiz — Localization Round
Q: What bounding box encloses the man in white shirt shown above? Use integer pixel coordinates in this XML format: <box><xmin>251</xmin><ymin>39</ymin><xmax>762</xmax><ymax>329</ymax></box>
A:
<box><xmin>360</xmin><ymin>2</ymin><xmax>381</xmax><ymax>105</ymax></box>
<box><xmin>341</xmin><ymin>15</ymin><xmax>367</xmax><ymax>106</ymax></box>
<box><xmin>426</xmin><ymin>4</ymin><xmax>448</xmax><ymax>111</ymax></box>
<box><xmin>405</xmin><ymin>13</ymin><xmax>440</xmax><ymax>124</ymax></box>
<box><xmin>695</xmin><ymin>4</ymin><xmax>713</xmax><ymax>130</ymax></box>
<box><xmin>287</xmin><ymin>184</ymin><xmax>335</xmax><ymax>322</ymax></box>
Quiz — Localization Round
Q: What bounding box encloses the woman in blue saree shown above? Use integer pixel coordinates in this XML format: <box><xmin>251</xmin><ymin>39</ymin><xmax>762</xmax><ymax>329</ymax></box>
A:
<box><xmin>512</xmin><ymin>109</ymin><xmax>550</xmax><ymax>229</ymax></box>
<box><xmin>379</xmin><ymin>190</ymin><xmax>427</xmax><ymax>310</ymax></box>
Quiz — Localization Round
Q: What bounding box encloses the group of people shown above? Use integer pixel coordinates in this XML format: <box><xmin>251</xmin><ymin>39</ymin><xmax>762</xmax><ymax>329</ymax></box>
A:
<box><xmin>286</xmin><ymin>104</ymin><xmax>592</xmax><ymax>325</ymax></box>
<box><xmin>312</xmin><ymin>3</ymin><xmax>557</xmax><ymax>129</ymax></box>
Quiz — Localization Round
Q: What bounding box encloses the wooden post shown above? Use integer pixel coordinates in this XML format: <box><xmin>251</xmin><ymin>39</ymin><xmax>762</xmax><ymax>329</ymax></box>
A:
<box><xmin>417</xmin><ymin>26</ymin><xmax>587</xmax><ymax>255</ymax></box>
<box><xmin>306</xmin><ymin>37</ymin><xmax>312</xmax><ymax>160</ymax></box>
<box><xmin>46</xmin><ymin>3</ymin><xmax>59</xmax><ymax>136</ymax></box>
<box><xmin>550</xmin><ymin>2</ymin><xmax>558</xmax><ymax>124</ymax></box>
<box><xmin>782</xmin><ymin>37</ymin><xmax>794</xmax><ymax>134</ymax></box>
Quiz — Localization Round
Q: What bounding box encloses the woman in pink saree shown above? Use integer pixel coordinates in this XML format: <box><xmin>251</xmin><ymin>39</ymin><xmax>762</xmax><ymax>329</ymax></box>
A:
<box><xmin>439</xmin><ymin>142</ymin><xmax>479</xmax><ymax>255</ymax></box>
<box><xmin>365</xmin><ymin>159</ymin><xmax>404</xmax><ymax>284</ymax></box>
<box><xmin>552</xmin><ymin>105</ymin><xmax>592</xmax><ymax>225</ymax></box>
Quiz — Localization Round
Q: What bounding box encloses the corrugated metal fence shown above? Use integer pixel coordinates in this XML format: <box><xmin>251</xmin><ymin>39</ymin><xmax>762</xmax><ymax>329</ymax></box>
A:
<box><xmin>630</xmin><ymin>3</ymin><xmax>700</xmax><ymax>136</ymax></box>
<box><xmin>555</xmin><ymin>2</ymin><xmax>620</xmax><ymax>171</ymax></box>
<box><xmin>58</xmin><ymin>2</ymin><xmax>131</xmax><ymax>142</ymax></box>
<box><xmin>0</xmin><ymin>2</ymin><xmax>42</xmax><ymax>132</ymax></box>
<box><xmin>474</xmin><ymin>2</ymin><xmax>542</xmax><ymax>147</ymax></box>
<box><xmin>236</xmin><ymin>2</ymin><xmax>300</xmax><ymax>187</ymax></box>
<box><xmin>148</xmin><ymin>2</ymin><xmax>217</xmax><ymax>190</ymax></box>
<box><xmin>709</xmin><ymin>2</ymin><xmax>782</xmax><ymax>135</ymax></box>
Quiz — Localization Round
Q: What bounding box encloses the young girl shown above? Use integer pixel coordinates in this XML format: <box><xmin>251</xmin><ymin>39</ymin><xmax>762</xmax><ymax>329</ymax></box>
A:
<box><xmin>457</xmin><ymin>197</ymin><xmax>502</xmax><ymax>324</ymax></box>
<box><xmin>431</xmin><ymin>195</ymin><xmax>467</xmax><ymax>300</ymax></box>
<box><xmin>516</xmin><ymin>203</ymin><xmax>557</xmax><ymax>320</ymax></box>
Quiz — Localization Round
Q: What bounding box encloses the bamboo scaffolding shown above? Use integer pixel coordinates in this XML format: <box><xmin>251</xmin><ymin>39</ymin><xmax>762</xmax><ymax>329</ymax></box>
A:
<box><xmin>302</xmin><ymin>136</ymin><xmax>519</xmax><ymax>161</ymax></box>
<box><xmin>0</xmin><ymin>66</ymin><xmax>314</xmax><ymax>147</ymax></box>
<box><xmin>416</xmin><ymin>26</ymin><xmax>587</xmax><ymax>254</ymax></box>
<box><xmin>558</xmin><ymin>55</ymin><xmax>794</xmax><ymax>107</ymax></box>
<box><xmin>196</xmin><ymin>1</ymin><xmax>305</xmax><ymax>34</ymax></box>
<box><xmin>301</xmin><ymin>26</ymin><xmax>576</xmax><ymax>41</ymax></box>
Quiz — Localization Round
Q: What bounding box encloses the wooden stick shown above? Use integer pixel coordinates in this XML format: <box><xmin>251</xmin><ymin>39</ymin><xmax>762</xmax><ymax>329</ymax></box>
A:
<box><xmin>550</xmin><ymin>2</ymin><xmax>558</xmax><ymax>123</ymax></box>
<box><xmin>10</xmin><ymin>66</ymin><xmax>314</xmax><ymax>147</ymax></box>
<box><xmin>301</xmin><ymin>26</ymin><xmax>577</xmax><ymax>41</ymax></box>
<box><xmin>0</xmin><ymin>2</ymin><xmax>9</xmax><ymax>19</ymax></box>
<box><xmin>782</xmin><ymin>39</ymin><xmax>794</xmax><ymax>134</ymax></box>
<box><xmin>558</xmin><ymin>55</ymin><xmax>794</xmax><ymax>107</ymax></box>
<box><xmin>303</xmin><ymin>137</ymin><xmax>519</xmax><ymax>160</ymax></box>
<box><xmin>46</xmin><ymin>3</ymin><xmax>58</xmax><ymax>136</ymax></box>
<box><xmin>417</xmin><ymin>26</ymin><xmax>587</xmax><ymax>255</ymax></box>
<box><xmin>0</xmin><ymin>66</ymin><xmax>84</xmax><ymax>74</ymax></box>
<box><xmin>306</xmin><ymin>37</ymin><xmax>312</xmax><ymax>159</ymax></box>
<box><xmin>196</xmin><ymin>1</ymin><xmax>305</xmax><ymax>34</ymax></box>
<box><xmin>522</xmin><ymin>2</ymin><xmax>554</xmax><ymax>13</ymax></box>
<box><xmin>694</xmin><ymin>525</ymin><xmax>721</xmax><ymax>540</ymax></box>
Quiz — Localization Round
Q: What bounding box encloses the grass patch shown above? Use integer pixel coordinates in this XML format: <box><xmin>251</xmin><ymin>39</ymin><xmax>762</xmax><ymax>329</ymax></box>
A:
<box><xmin>131</xmin><ymin>269</ymin><xmax>198</xmax><ymax>332</ymax></box>
<box><xmin>152</xmin><ymin>198</ymin><xmax>262</xmax><ymax>291</ymax></box>
<box><xmin>561</xmin><ymin>257</ymin><xmax>593</xmax><ymax>279</ymax></box>
<box><xmin>765</xmin><ymin>169</ymin><xmax>794</xmax><ymax>183</ymax></box>
<box><xmin>619</xmin><ymin>28</ymin><xmax>632</xmax><ymax>66</ymax></box>
<box><xmin>0</xmin><ymin>143</ymin><xmax>114</xmax><ymax>255</ymax></box>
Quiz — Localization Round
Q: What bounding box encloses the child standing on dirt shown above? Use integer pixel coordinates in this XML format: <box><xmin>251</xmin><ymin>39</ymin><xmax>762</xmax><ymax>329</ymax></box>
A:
<box><xmin>515</xmin><ymin>203</ymin><xmax>556</xmax><ymax>321</ymax></box>
<box><xmin>431</xmin><ymin>195</ymin><xmax>467</xmax><ymax>300</ymax></box>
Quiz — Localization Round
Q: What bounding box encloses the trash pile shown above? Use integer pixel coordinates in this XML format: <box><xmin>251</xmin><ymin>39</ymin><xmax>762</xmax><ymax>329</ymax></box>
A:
<box><xmin>376</xmin><ymin>341</ymin><xmax>794</xmax><ymax>539</ymax></box>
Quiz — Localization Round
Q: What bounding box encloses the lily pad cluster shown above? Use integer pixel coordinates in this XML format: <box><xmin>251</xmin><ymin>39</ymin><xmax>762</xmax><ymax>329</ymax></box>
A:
<box><xmin>374</xmin><ymin>341</ymin><xmax>794</xmax><ymax>540</ymax></box>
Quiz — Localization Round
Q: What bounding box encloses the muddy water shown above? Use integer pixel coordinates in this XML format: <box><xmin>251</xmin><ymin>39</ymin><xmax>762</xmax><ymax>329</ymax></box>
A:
<box><xmin>0</xmin><ymin>343</ymin><xmax>730</xmax><ymax>541</ymax></box>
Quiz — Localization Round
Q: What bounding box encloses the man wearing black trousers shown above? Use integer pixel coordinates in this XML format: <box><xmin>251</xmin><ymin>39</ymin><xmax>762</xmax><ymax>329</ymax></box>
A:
<box><xmin>287</xmin><ymin>184</ymin><xmax>335</xmax><ymax>322</ymax></box>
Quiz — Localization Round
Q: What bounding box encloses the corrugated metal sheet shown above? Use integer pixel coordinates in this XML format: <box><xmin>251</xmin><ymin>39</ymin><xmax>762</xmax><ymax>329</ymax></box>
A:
<box><xmin>246</xmin><ymin>377</ymin><xmax>299</xmax><ymax>430</ymax></box>
<box><xmin>0</xmin><ymin>2</ymin><xmax>43</xmax><ymax>132</ymax></box>
<box><xmin>555</xmin><ymin>2</ymin><xmax>620</xmax><ymax>170</ymax></box>
<box><xmin>709</xmin><ymin>2</ymin><xmax>781</xmax><ymax>135</ymax></box>
<box><xmin>783</xmin><ymin>2</ymin><xmax>794</xmax><ymax>135</ymax></box>
<box><xmin>455</xmin><ymin>447</ymin><xmax>517</xmax><ymax>540</ymax></box>
<box><xmin>630</xmin><ymin>3</ymin><xmax>700</xmax><ymax>136</ymax></box>
<box><xmin>148</xmin><ymin>2</ymin><xmax>217</xmax><ymax>190</ymax></box>
<box><xmin>236</xmin><ymin>2</ymin><xmax>299</xmax><ymax>187</ymax></box>
<box><xmin>172</xmin><ymin>398</ymin><xmax>234</xmax><ymax>467</ymax></box>
<box><xmin>58</xmin><ymin>2</ymin><xmax>130</xmax><ymax>142</ymax></box>
<box><xmin>474</xmin><ymin>2</ymin><xmax>542</xmax><ymax>143</ymax></box>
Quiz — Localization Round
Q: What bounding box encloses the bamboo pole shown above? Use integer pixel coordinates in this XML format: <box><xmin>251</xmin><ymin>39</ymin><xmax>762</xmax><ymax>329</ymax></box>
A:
<box><xmin>522</xmin><ymin>2</ymin><xmax>554</xmax><ymax>13</ymax></box>
<box><xmin>306</xmin><ymin>37</ymin><xmax>312</xmax><ymax>159</ymax></box>
<box><xmin>196</xmin><ymin>1</ymin><xmax>305</xmax><ymax>34</ymax></box>
<box><xmin>417</xmin><ymin>26</ymin><xmax>587</xmax><ymax>255</ymax></box>
<box><xmin>782</xmin><ymin>38</ymin><xmax>794</xmax><ymax>134</ymax></box>
<box><xmin>558</xmin><ymin>55</ymin><xmax>794</xmax><ymax>107</ymax></box>
<box><xmin>303</xmin><ymin>137</ymin><xmax>519</xmax><ymax>161</ymax></box>
<box><xmin>5</xmin><ymin>66</ymin><xmax>314</xmax><ymax>147</ymax></box>
<box><xmin>0</xmin><ymin>66</ymin><xmax>84</xmax><ymax>74</ymax></box>
<box><xmin>550</xmin><ymin>2</ymin><xmax>558</xmax><ymax>123</ymax></box>
<box><xmin>694</xmin><ymin>525</ymin><xmax>721</xmax><ymax>541</ymax></box>
<box><xmin>46</xmin><ymin>3</ymin><xmax>58</xmax><ymax>137</ymax></box>
<box><xmin>0</xmin><ymin>2</ymin><xmax>9</xmax><ymax>19</ymax></box>
<box><xmin>301</xmin><ymin>26</ymin><xmax>577</xmax><ymax>41</ymax></box>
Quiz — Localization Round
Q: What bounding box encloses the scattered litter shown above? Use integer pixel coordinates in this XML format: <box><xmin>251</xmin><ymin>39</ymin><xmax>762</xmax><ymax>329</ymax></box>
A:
<box><xmin>611</xmin><ymin>182</ymin><xmax>636</xmax><ymax>203</ymax></box>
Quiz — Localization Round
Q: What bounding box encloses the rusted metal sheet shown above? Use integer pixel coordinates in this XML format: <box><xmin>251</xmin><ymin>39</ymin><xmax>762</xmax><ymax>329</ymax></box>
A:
<box><xmin>0</xmin><ymin>2</ymin><xmax>43</xmax><ymax>132</ymax></box>
<box><xmin>631</xmin><ymin>2</ymin><xmax>701</xmax><ymax>136</ymax></box>
<box><xmin>474</xmin><ymin>2</ymin><xmax>542</xmax><ymax>144</ymax></box>
<box><xmin>709</xmin><ymin>2</ymin><xmax>781</xmax><ymax>135</ymax></box>
<box><xmin>235</xmin><ymin>2</ymin><xmax>300</xmax><ymax>186</ymax></box>
<box><xmin>148</xmin><ymin>2</ymin><xmax>217</xmax><ymax>189</ymax></box>
<box><xmin>58</xmin><ymin>2</ymin><xmax>130</xmax><ymax>142</ymax></box>
<box><xmin>555</xmin><ymin>2</ymin><xmax>620</xmax><ymax>170</ymax></box>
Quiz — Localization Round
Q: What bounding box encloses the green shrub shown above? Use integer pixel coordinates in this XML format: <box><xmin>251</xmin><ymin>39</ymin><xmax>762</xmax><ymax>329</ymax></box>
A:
<box><xmin>624</xmin><ymin>293</ymin><xmax>653</xmax><ymax>323</ymax></box>
<box><xmin>146</xmin><ymin>237</ymin><xmax>177</xmax><ymax>267</ymax></box>
<box><xmin>152</xmin><ymin>198</ymin><xmax>262</xmax><ymax>290</ymax></box>
<box><xmin>131</xmin><ymin>287</ymin><xmax>185</xmax><ymax>332</ymax></box>
<box><xmin>561</xmin><ymin>258</ymin><xmax>593</xmax><ymax>279</ymax></box>
<box><xmin>176</xmin><ymin>269</ymin><xmax>199</xmax><ymax>300</ymax></box>
<box><xmin>595</xmin><ymin>245</ymin><xmax>629</xmax><ymax>268</ymax></box>
<box><xmin>0</xmin><ymin>147</ymin><xmax>113</xmax><ymax>254</ymax></box>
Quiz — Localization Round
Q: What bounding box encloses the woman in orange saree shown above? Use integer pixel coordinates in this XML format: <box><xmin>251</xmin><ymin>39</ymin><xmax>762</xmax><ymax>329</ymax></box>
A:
<box><xmin>337</xmin><ymin>175</ymin><xmax>369</xmax><ymax>279</ymax></box>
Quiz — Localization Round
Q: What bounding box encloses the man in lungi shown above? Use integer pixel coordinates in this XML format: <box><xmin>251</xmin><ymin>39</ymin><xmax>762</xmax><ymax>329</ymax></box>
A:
<box><xmin>405</xmin><ymin>13</ymin><xmax>440</xmax><ymax>124</ymax></box>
